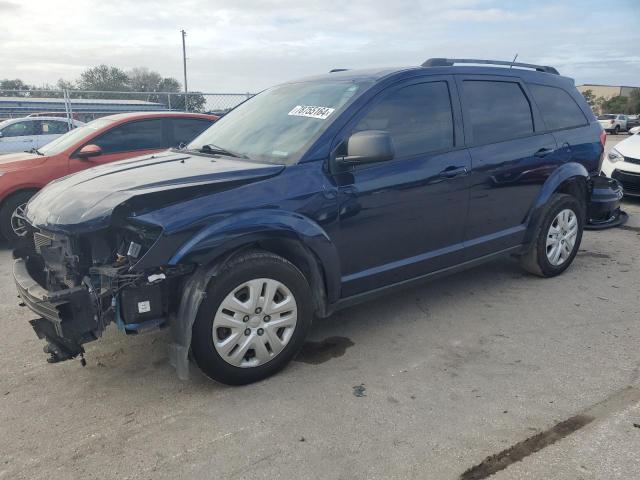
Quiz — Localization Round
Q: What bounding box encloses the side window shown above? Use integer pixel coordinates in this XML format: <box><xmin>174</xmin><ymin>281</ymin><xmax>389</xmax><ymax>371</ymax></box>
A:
<box><xmin>91</xmin><ymin>119</ymin><xmax>166</xmax><ymax>154</ymax></box>
<box><xmin>528</xmin><ymin>84</ymin><xmax>588</xmax><ymax>131</ymax></box>
<box><xmin>462</xmin><ymin>80</ymin><xmax>533</xmax><ymax>144</ymax></box>
<box><xmin>354</xmin><ymin>81</ymin><xmax>454</xmax><ymax>158</ymax></box>
<box><xmin>170</xmin><ymin>118</ymin><xmax>213</xmax><ymax>147</ymax></box>
<box><xmin>1</xmin><ymin>121</ymin><xmax>37</xmax><ymax>138</ymax></box>
<box><xmin>38</xmin><ymin>120</ymin><xmax>70</xmax><ymax>135</ymax></box>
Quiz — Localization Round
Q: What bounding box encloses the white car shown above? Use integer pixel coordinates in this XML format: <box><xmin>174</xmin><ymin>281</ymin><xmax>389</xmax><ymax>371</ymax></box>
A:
<box><xmin>630</xmin><ymin>126</ymin><xmax>640</xmax><ymax>135</ymax></box>
<box><xmin>0</xmin><ymin>117</ymin><xmax>84</xmax><ymax>154</ymax></box>
<box><xmin>601</xmin><ymin>130</ymin><xmax>640</xmax><ymax>196</ymax></box>
<box><xmin>597</xmin><ymin>114</ymin><xmax>628</xmax><ymax>135</ymax></box>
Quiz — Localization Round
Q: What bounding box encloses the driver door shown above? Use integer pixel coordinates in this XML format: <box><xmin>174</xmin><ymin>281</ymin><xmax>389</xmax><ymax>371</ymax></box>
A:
<box><xmin>333</xmin><ymin>77</ymin><xmax>471</xmax><ymax>297</ymax></box>
<box><xmin>0</xmin><ymin>120</ymin><xmax>37</xmax><ymax>153</ymax></box>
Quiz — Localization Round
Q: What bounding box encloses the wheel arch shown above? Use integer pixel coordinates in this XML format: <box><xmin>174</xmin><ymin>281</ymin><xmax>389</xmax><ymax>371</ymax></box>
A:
<box><xmin>166</xmin><ymin>213</ymin><xmax>341</xmax><ymax>380</ymax></box>
<box><xmin>523</xmin><ymin>162</ymin><xmax>589</xmax><ymax>245</ymax></box>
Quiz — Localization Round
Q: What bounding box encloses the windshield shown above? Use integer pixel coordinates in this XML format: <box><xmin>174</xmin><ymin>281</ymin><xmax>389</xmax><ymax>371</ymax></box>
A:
<box><xmin>598</xmin><ymin>114</ymin><xmax>616</xmax><ymax>120</ymax></box>
<box><xmin>39</xmin><ymin>118</ymin><xmax>112</xmax><ymax>155</ymax></box>
<box><xmin>187</xmin><ymin>80</ymin><xmax>371</xmax><ymax>164</ymax></box>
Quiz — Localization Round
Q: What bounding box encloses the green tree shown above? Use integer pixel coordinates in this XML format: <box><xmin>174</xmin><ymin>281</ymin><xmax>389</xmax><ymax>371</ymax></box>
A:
<box><xmin>127</xmin><ymin>67</ymin><xmax>163</xmax><ymax>96</ymax></box>
<box><xmin>0</xmin><ymin>78</ymin><xmax>33</xmax><ymax>95</ymax></box>
<box><xmin>581</xmin><ymin>89</ymin><xmax>597</xmax><ymax>109</ymax></box>
<box><xmin>77</xmin><ymin>65</ymin><xmax>129</xmax><ymax>97</ymax></box>
<box><xmin>600</xmin><ymin>95</ymin><xmax>629</xmax><ymax>114</ymax></box>
<box><xmin>626</xmin><ymin>89</ymin><xmax>640</xmax><ymax>114</ymax></box>
<box><xmin>169</xmin><ymin>92</ymin><xmax>207</xmax><ymax>112</ymax></box>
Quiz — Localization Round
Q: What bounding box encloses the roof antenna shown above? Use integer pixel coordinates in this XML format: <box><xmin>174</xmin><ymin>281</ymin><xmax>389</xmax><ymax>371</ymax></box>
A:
<box><xmin>509</xmin><ymin>53</ymin><xmax>519</xmax><ymax>69</ymax></box>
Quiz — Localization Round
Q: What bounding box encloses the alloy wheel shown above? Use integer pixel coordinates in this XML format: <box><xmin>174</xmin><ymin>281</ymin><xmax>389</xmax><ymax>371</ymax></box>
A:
<box><xmin>546</xmin><ymin>208</ymin><xmax>578</xmax><ymax>266</ymax></box>
<box><xmin>212</xmin><ymin>278</ymin><xmax>298</xmax><ymax>368</ymax></box>
<box><xmin>10</xmin><ymin>203</ymin><xmax>29</xmax><ymax>237</ymax></box>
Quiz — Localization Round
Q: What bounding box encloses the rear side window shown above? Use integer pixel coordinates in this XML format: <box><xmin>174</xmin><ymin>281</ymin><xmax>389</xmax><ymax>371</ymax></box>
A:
<box><xmin>38</xmin><ymin>120</ymin><xmax>69</xmax><ymax>135</ymax></box>
<box><xmin>528</xmin><ymin>84</ymin><xmax>587</xmax><ymax>130</ymax></box>
<box><xmin>354</xmin><ymin>81</ymin><xmax>454</xmax><ymax>158</ymax></box>
<box><xmin>170</xmin><ymin>118</ymin><xmax>213</xmax><ymax>147</ymax></box>
<box><xmin>92</xmin><ymin>119</ymin><xmax>166</xmax><ymax>154</ymax></box>
<box><xmin>462</xmin><ymin>80</ymin><xmax>533</xmax><ymax>144</ymax></box>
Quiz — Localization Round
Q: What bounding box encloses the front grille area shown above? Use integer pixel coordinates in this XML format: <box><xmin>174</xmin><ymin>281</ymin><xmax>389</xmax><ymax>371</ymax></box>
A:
<box><xmin>612</xmin><ymin>169</ymin><xmax>640</xmax><ymax>196</ymax></box>
<box><xmin>33</xmin><ymin>231</ymin><xmax>53</xmax><ymax>254</ymax></box>
<box><xmin>624</xmin><ymin>156</ymin><xmax>640</xmax><ymax>166</ymax></box>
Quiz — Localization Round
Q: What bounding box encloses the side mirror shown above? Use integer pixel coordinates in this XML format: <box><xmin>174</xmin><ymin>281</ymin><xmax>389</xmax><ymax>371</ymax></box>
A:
<box><xmin>338</xmin><ymin>130</ymin><xmax>395</xmax><ymax>166</ymax></box>
<box><xmin>77</xmin><ymin>144</ymin><xmax>102</xmax><ymax>158</ymax></box>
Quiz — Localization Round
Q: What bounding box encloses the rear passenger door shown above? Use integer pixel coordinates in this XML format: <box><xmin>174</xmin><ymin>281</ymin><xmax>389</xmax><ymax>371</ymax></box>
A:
<box><xmin>334</xmin><ymin>77</ymin><xmax>472</xmax><ymax>297</ymax></box>
<box><xmin>35</xmin><ymin>119</ymin><xmax>70</xmax><ymax>148</ymax></box>
<box><xmin>456</xmin><ymin>76</ymin><xmax>560</xmax><ymax>258</ymax></box>
<box><xmin>526</xmin><ymin>83</ymin><xmax>597</xmax><ymax>174</ymax></box>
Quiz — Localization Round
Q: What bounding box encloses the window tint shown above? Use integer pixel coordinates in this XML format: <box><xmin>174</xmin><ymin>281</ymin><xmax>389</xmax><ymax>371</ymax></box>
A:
<box><xmin>1</xmin><ymin>121</ymin><xmax>38</xmax><ymax>138</ymax></box>
<box><xmin>529</xmin><ymin>84</ymin><xmax>587</xmax><ymax>130</ymax></box>
<box><xmin>462</xmin><ymin>81</ymin><xmax>533</xmax><ymax>144</ymax></box>
<box><xmin>170</xmin><ymin>118</ymin><xmax>213</xmax><ymax>147</ymax></box>
<box><xmin>91</xmin><ymin>119</ymin><xmax>166</xmax><ymax>154</ymax></box>
<box><xmin>38</xmin><ymin>120</ymin><xmax>70</xmax><ymax>135</ymax></box>
<box><xmin>354</xmin><ymin>81</ymin><xmax>454</xmax><ymax>158</ymax></box>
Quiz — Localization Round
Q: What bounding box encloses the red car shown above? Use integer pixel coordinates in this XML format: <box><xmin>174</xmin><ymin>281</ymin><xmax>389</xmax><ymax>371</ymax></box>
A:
<box><xmin>0</xmin><ymin>111</ymin><xmax>218</xmax><ymax>243</ymax></box>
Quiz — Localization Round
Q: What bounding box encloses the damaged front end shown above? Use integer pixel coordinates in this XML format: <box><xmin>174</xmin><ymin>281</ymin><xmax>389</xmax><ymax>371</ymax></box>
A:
<box><xmin>14</xmin><ymin>221</ymin><xmax>193</xmax><ymax>364</ymax></box>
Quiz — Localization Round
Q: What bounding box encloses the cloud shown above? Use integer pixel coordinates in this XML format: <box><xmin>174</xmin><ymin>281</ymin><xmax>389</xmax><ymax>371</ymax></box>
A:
<box><xmin>1</xmin><ymin>0</ymin><xmax>639</xmax><ymax>91</ymax></box>
<box><xmin>0</xmin><ymin>0</ymin><xmax>19</xmax><ymax>11</ymax></box>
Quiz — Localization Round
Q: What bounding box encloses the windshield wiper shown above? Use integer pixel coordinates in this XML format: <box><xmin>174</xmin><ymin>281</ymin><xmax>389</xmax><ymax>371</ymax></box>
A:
<box><xmin>27</xmin><ymin>147</ymin><xmax>44</xmax><ymax>156</ymax></box>
<box><xmin>198</xmin><ymin>143</ymin><xmax>248</xmax><ymax>159</ymax></box>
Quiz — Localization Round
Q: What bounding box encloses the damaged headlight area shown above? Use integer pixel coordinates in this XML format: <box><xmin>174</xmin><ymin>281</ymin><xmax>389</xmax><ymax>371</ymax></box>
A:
<box><xmin>14</xmin><ymin>222</ymin><xmax>194</xmax><ymax>364</ymax></box>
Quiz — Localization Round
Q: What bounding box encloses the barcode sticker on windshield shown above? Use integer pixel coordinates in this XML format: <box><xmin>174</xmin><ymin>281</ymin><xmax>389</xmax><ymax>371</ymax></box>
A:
<box><xmin>288</xmin><ymin>105</ymin><xmax>335</xmax><ymax>120</ymax></box>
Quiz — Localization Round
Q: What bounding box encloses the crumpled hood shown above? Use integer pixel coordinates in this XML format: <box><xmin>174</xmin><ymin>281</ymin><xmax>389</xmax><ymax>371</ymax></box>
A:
<box><xmin>26</xmin><ymin>150</ymin><xmax>284</xmax><ymax>234</ymax></box>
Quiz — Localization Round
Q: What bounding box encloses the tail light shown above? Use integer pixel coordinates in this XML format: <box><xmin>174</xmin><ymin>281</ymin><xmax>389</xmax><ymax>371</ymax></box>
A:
<box><xmin>599</xmin><ymin>128</ymin><xmax>607</xmax><ymax>169</ymax></box>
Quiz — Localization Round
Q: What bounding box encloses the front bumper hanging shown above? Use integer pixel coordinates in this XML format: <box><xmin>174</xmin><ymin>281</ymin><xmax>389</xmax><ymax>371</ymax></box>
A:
<box><xmin>585</xmin><ymin>176</ymin><xmax>628</xmax><ymax>230</ymax></box>
<box><xmin>14</xmin><ymin>258</ymin><xmax>100</xmax><ymax>362</ymax></box>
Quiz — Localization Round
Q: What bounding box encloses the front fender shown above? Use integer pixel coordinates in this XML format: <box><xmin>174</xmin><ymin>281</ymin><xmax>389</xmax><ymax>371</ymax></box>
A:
<box><xmin>524</xmin><ymin>162</ymin><xmax>589</xmax><ymax>242</ymax></box>
<box><xmin>168</xmin><ymin>209</ymin><xmax>341</xmax><ymax>303</ymax></box>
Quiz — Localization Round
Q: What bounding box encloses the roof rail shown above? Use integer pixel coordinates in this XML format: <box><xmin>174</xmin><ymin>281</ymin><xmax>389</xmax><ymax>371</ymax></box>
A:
<box><xmin>329</xmin><ymin>68</ymin><xmax>349</xmax><ymax>73</ymax></box>
<box><xmin>421</xmin><ymin>58</ymin><xmax>559</xmax><ymax>75</ymax></box>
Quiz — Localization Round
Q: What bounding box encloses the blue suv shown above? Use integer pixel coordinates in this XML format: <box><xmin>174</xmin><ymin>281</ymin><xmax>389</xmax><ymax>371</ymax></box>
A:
<box><xmin>14</xmin><ymin>58</ymin><xmax>606</xmax><ymax>384</ymax></box>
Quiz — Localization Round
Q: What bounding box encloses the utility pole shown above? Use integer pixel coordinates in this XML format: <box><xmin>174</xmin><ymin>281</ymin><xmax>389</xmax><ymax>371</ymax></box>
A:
<box><xmin>181</xmin><ymin>29</ymin><xmax>189</xmax><ymax>112</ymax></box>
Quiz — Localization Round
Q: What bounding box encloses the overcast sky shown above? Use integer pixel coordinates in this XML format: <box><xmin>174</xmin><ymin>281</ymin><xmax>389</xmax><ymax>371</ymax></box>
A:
<box><xmin>1</xmin><ymin>0</ymin><xmax>639</xmax><ymax>93</ymax></box>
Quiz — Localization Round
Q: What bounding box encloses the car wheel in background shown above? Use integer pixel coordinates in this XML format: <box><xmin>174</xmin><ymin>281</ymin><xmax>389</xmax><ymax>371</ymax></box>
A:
<box><xmin>191</xmin><ymin>250</ymin><xmax>313</xmax><ymax>385</ymax></box>
<box><xmin>520</xmin><ymin>193</ymin><xmax>584</xmax><ymax>277</ymax></box>
<box><xmin>614</xmin><ymin>125</ymin><xmax>620</xmax><ymax>135</ymax></box>
<box><xmin>0</xmin><ymin>190</ymin><xmax>36</xmax><ymax>246</ymax></box>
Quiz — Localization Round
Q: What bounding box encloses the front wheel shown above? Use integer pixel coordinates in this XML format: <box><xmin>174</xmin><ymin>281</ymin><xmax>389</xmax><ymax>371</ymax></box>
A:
<box><xmin>0</xmin><ymin>191</ymin><xmax>36</xmax><ymax>246</ymax></box>
<box><xmin>614</xmin><ymin>125</ymin><xmax>620</xmax><ymax>135</ymax></box>
<box><xmin>520</xmin><ymin>194</ymin><xmax>584</xmax><ymax>277</ymax></box>
<box><xmin>191</xmin><ymin>250</ymin><xmax>313</xmax><ymax>385</ymax></box>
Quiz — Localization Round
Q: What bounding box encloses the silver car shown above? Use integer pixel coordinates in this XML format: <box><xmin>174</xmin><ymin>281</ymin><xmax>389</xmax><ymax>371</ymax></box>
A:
<box><xmin>0</xmin><ymin>116</ymin><xmax>84</xmax><ymax>154</ymax></box>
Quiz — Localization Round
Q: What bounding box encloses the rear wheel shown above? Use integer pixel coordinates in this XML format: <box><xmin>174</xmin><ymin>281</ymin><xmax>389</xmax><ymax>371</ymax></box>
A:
<box><xmin>191</xmin><ymin>250</ymin><xmax>313</xmax><ymax>385</ymax></box>
<box><xmin>0</xmin><ymin>191</ymin><xmax>36</xmax><ymax>246</ymax></box>
<box><xmin>614</xmin><ymin>125</ymin><xmax>620</xmax><ymax>135</ymax></box>
<box><xmin>520</xmin><ymin>194</ymin><xmax>584</xmax><ymax>277</ymax></box>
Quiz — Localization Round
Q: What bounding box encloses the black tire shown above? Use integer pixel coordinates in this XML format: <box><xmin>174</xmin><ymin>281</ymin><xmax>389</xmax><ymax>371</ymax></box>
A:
<box><xmin>520</xmin><ymin>193</ymin><xmax>585</xmax><ymax>277</ymax></box>
<box><xmin>191</xmin><ymin>250</ymin><xmax>313</xmax><ymax>385</ymax></box>
<box><xmin>0</xmin><ymin>190</ymin><xmax>36</xmax><ymax>246</ymax></box>
<box><xmin>614</xmin><ymin>125</ymin><xmax>620</xmax><ymax>135</ymax></box>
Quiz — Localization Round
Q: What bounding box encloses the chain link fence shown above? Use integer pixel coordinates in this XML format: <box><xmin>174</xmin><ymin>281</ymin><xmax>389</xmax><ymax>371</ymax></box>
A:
<box><xmin>0</xmin><ymin>89</ymin><xmax>255</xmax><ymax>122</ymax></box>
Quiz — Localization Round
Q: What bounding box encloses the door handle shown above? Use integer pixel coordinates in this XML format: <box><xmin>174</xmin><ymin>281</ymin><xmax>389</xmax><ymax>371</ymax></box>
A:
<box><xmin>534</xmin><ymin>147</ymin><xmax>555</xmax><ymax>157</ymax></box>
<box><xmin>439</xmin><ymin>166</ymin><xmax>468</xmax><ymax>179</ymax></box>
